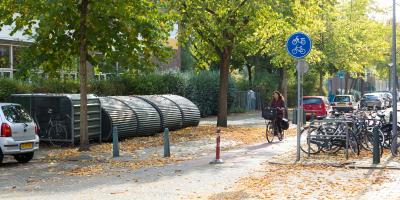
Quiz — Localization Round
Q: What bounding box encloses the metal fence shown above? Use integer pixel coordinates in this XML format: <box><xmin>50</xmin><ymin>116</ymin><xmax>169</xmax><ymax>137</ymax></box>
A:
<box><xmin>231</xmin><ymin>90</ymin><xmax>263</xmax><ymax>111</ymax></box>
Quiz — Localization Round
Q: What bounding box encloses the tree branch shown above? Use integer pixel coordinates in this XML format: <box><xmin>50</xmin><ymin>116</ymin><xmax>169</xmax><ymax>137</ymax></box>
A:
<box><xmin>195</xmin><ymin>27</ymin><xmax>223</xmax><ymax>57</ymax></box>
<box><xmin>205</xmin><ymin>8</ymin><xmax>217</xmax><ymax>16</ymax></box>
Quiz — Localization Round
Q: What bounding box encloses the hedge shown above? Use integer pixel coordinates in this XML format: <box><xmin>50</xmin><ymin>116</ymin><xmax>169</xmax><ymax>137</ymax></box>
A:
<box><xmin>0</xmin><ymin>71</ymin><xmax>236</xmax><ymax>117</ymax></box>
<box><xmin>185</xmin><ymin>71</ymin><xmax>236</xmax><ymax>117</ymax></box>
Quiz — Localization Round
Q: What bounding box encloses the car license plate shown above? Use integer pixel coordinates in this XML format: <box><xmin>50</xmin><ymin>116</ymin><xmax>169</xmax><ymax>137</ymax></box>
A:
<box><xmin>337</xmin><ymin>103</ymin><xmax>346</xmax><ymax>106</ymax></box>
<box><xmin>20</xmin><ymin>143</ymin><xmax>33</xmax><ymax>150</ymax></box>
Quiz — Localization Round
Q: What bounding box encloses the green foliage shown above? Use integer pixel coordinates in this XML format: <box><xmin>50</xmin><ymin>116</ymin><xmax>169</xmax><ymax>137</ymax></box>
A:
<box><xmin>0</xmin><ymin>0</ymin><xmax>175</xmax><ymax>76</ymax></box>
<box><xmin>185</xmin><ymin>71</ymin><xmax>236</xmax><ymax>117</ymax></box>
<box><xmin>174</xmin><ymin>0</ymin><xmax>259</xmax><ymax>68</ymax></box>
<box><xmin>121</xmin><ymin>73</ymin><xmax>186</xmax><ymax>95</ymax></box>
<box><xmin>31</xmin><ymin>79</ymin><xmax>80</xmax><ymax>94</ymax></box>
<box><xmin>229</xmin><ymin>106</ymin><xmax>246</xmax><ymax>114</ymax></box>
<box><xmin>89</xmin><ymin>72</ymin><xmax>186</xmax><ymax>96</ymax></box>
<box><xmin>180</xmin><ymin>45</ymin><xmax>197</xmax><ymax>72</ymax></box>
<box><xmin>89</xmin><ymin>79</ymin><xmax>127</xmax><ymax>96</ymax></box>
<box><xmin>0</xmin><ymin>79</ymin><xmax>33</xmax><ymax>101</ymax></box>
<box><xmin>0</xmin><ymin>72</ymin><xmax>239</xmax><ymax>117</ymax></box>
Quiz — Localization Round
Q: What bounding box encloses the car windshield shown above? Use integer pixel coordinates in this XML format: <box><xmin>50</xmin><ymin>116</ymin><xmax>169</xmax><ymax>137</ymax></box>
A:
<box><xmin>363</xmin><ymin>95</ymin><xmax>378</xmax><ymax>100</ymax></box>
<box><xmin>303</xmin><ymin>98</ymin><xmax>322</xmax><ymax>105</ymax></box>
<box><xmin>334</xmin><ymin>96</ymin><xmax>350</xmax><ymax>102</ymax></box>
<box><xmin>2</xmin><ymin>105</ymin><xmax>32</xmax><ymax>123</ymax></box>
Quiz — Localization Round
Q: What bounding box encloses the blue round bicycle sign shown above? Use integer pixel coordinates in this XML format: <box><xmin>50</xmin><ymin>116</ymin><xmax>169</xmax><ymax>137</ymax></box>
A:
<box><xmin>286</xmin><ymin>32</ymin><xmax>312</xmax><ymax>59</ymax></box>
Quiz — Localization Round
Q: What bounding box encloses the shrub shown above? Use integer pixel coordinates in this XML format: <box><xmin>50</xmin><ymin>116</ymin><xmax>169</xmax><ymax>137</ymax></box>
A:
<box><xmin>117</xmin><ymin>73</ymin><xmax>183</xmax><ymax>95</ymax></box>
<box><xmin>184</xmin><ymin>71</ymin><xmax>236</xmax><ymax>117</ymax></box>
<box><xmin>89</xmin><ymin>79</ymin><xmax>127</xmax><ymax>96</ymax></box>
<box><xmin>32</xmin><ymin>79</ymin><xmax>79</xmax><ymax>93</ymax></box>
<box><xmin>0</xmin><ymin>78</ymin><xmax>33</xmax><ymax>101</ymax></box>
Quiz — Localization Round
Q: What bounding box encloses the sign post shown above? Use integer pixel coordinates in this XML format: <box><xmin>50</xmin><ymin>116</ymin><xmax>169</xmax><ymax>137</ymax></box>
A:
<box><xmin>391</xmin><ymin>0</ymin><xmax>398</xmax><ymax>156</ymax></box>
<box><xmin>337</xmin><ymin>71</ymin><xmax>345</xmax><ymax>95</ymax></box>
<box><xmin>286</xmin><ymin>32</ymin><xmax>312</xmax><ymax>162</ymax></box>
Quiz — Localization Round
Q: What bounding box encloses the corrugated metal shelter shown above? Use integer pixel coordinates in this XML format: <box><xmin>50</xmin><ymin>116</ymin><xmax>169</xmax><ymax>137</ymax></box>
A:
<box><xmin>162</xmin><ymin>95</ymin><xmax>200</xmax><ymax>127</ymax></box>
<box><xmin>100</xmin><ymin>95</ymin><xmax>200</xmax><ymax>141</ymax></box>
<box><xmin>10</xmin><ymin>94</ymin><xmax>102</xmax><ymax>144</ymax></box>
<box><xmin>99</xmin><ymin>97</ymin><xmax>138</xmax><ymax>141</ymax></box>
<box><xmin>136</xmin><ymin>95</ymin><xmax>183</xmax><ymax>131</ymax></box>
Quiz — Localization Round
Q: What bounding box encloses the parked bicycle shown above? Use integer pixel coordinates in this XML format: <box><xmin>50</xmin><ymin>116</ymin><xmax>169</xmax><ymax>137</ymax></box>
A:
<box><xmin>300</xmin><ymin>111</ymin><xmax>361</xmax><ymax>157</ymax></box>
<box><xmin>46</xmin><ymin>109</ymin><xmax>70</xmax><ymax>146</ymax></box>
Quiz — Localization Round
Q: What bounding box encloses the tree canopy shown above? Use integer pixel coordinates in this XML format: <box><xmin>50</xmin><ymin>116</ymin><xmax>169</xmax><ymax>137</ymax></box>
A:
<box><xmin>0</xmin><ymin>0</ymin><xmax>175</xmax><ymax>76</ymax></box>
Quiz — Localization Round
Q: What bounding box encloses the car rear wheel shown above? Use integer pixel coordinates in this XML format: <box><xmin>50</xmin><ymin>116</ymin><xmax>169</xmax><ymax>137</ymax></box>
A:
<box><xmin>14</xmin><ymin>152</ymin><xmax>34</xmax><ymax>163</ymax></box>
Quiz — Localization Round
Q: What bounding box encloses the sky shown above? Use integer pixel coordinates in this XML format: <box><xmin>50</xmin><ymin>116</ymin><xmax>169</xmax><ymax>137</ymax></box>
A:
<box><xmin>372</xmin><ymin>0</ymin><xmax>400</xmax><ymax>21</ymax></box>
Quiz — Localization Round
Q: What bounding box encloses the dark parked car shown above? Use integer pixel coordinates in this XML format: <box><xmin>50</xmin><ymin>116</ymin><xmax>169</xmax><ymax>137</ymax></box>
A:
<box><xmin>360</xmin><ymin>93</ymin><xmax>385</xmax><ymax>110</ymax></box>
<box><xmin>303</xmin><ymin>96</ymin><xmax>331</xmax><ymax>120</ymax></box>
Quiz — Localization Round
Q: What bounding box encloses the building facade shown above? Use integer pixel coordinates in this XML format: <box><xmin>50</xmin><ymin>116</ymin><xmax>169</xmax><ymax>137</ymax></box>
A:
<box><xmin>0</xmin><ymin>39</ymin><xmax>29</xmax><ymax>78</ymax></box>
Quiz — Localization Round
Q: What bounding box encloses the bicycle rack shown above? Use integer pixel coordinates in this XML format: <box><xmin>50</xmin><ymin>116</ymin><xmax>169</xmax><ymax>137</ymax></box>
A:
<box><xmin>306</xmin><ymin>119</ymin><xmax>352</xmax><ymax>159</ymax></box>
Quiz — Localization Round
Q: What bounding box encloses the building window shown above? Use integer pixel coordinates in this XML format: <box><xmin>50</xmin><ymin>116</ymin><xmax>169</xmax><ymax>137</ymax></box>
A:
<box><xmin>13</xmin><ymin>46</ymin><xmax>22</xmax><ymax>68</ymax></box>
<box><xmin>0</xmin><ymin>45</ymin><xmax>10</xmax><ymax>68</ymax></box>
<box><xmin>0</xmin><ymin>71</ymin><xmax>11</xmax><ymax>78</ymax></box>
<box><xmin>3</xmin><ymin>72</ymin><xmax>10</xmax><ymax>78</ymax></box>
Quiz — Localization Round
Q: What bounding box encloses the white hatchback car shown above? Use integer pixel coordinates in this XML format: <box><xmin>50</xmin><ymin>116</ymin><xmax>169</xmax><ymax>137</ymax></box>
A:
<box><xmin>0</xmin><ymin>103</ymin><xmax>39</xmax><ymax>163</ymax></box>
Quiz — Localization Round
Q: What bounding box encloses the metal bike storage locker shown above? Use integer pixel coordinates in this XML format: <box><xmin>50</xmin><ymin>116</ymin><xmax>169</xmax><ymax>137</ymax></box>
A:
<box><xmin>100</xmin><ymin>96</ymin><xmax>162</xmax><ymax>140</ymax></box>
<box><xmin>136</xmin><ymin>95</ymin><xmax>183</xmax><ymax>131</ymax></box>
<box><xmin>100</xmin><ymin>94</ymin><xmax>200</xmax><ymax>141</ymax></box>
<box><xmin>161</xmin><ymin>95</ymin><xmax>200</xmax><ymax>127</ymax></box>
<box><xmin>99</xmin><ymin>97</ymin><xmax>138</xmax><ymax>141</ymax></box>
<box><xmin>10</xmin><ymin>94</ymin><xmax>102</xmax><ymax>144</ymax></box>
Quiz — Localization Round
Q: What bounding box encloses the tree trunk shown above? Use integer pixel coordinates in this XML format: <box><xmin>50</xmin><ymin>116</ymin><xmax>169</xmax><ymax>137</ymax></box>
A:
<box><xmin>281</xmin><ymin>68</ymin><xmax>288</xmax><ymax>101</ymax></box>
<box><xmin>349</xmin><ymin>78</ymin><xmax>355</xmax><ymax>91</ymax></box>
<box><xmin>344</xmin><ymin>73</ymin><xmax>349</xmax><ymax>94</ymax></box>
<box><xmin>389</xmin><ymin>67</ymin><xmax>391</xmax><ymax>90</ymax></box>
<box><xmin>79</xmin><ymin>0</ymin><xmax>89</xmax><ymax>151</ymax></box>
<box><xmin>278</xmin><ymin>68</ymin><xmax>283</xmax><ymax>91</ymax></box>
<box><xmin>246</xmin><ymin>64</ymin><xmax>252</xmax><ymax>88</ymax></box>
<box><xmin>217</xmin><ymin>46</ymin><xmax>232</xmax><ymax>127</ymax></box>
<box><xmin>319</xmin><ymin>70</ymin><xmax>323</xmax><ymax>96</ymax></box>
<box><xmin>361</xmin><ymin>77</ymin><xmax>365</xmax><ymax>96</ymax></box>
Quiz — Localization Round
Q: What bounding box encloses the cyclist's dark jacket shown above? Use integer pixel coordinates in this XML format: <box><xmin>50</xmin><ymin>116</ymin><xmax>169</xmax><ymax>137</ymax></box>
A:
<box><xmin>270</xmin><ymin>98</ymin><xmax>285</xmax><ymax>119</ymax></box>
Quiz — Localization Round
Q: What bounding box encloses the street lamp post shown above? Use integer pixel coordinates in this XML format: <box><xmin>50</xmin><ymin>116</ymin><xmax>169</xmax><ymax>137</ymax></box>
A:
<box><xmin>391</xmin><ymin>0</ymin><xmax>398</xmax><ymax>156</ymax></box>
<box><xmin>389</xmin><ymin>64</ymin><xmax>392</xmax><ymax>91</ymax></box>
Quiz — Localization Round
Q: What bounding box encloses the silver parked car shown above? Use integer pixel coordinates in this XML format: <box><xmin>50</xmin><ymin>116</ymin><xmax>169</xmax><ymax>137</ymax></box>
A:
<box><xmin>0</xmin><ymin>103</ymin><xmax>39</xmax><ymax>163</ymax></box>
<box><xmin>332</xmin><ymin>95</ymin><xmax>358</xmax><ymax>113</ymax></box>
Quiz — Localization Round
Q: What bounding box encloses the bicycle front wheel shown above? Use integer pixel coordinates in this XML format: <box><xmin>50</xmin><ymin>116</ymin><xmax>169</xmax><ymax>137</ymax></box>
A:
<box><xmin>348</xmin><ymin>130</ymin><xmax>360</xmax><ymax>156</ymax></box>
<box><xmin>266</xmin><ymin>121</ymin><xmax>274</xmax><ymax>143</ymax></box>
<box><xmin>48</xmin><ymin>125</ymin><xmax>67</xmax><ymax>146</ymax></box>
<box><xmin>300</xmin><ymin>126</ymin><xmax>321</xmax><ymax>154</ymax></box>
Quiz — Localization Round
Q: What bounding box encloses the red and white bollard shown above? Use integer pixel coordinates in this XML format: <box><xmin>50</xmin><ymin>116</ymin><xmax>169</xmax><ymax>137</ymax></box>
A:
<box><xmin>210</xmin><ymin>128</ymin><xmax>224</xmax><ymax>164</ymax></box>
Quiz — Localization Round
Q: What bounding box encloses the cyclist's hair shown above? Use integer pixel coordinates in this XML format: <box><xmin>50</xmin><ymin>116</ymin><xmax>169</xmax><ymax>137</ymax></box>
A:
<box><xmin>272</xmin><ymin>91</ymin><xmax>284</xmax><ymax>101</ymax></box>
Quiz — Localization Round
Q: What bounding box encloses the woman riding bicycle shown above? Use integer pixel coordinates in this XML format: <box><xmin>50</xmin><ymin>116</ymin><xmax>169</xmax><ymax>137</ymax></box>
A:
<box><xmin>270</xmin><ymin>91</ymin><xmax>286</xmax><ymax>135</ymax></box>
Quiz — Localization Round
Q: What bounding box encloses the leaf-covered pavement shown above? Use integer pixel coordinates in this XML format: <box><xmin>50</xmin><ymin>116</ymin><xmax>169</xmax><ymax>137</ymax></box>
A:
<box><xmin>38</xmin><ymin>125</ymin><xmax>296</xmax><ymax>176</ymax></box>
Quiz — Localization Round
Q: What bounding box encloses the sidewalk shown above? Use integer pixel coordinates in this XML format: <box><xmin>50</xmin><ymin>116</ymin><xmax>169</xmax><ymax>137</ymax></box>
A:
<box><xmin>200</xmin><ymin>110</ymin><xmax>266</xmax><ymax>128</ymax></box>
<box><xmin>0</xmin><ymin>137</ymin><xmax>296</xmax><ymax>200</ymax></box>
<box><xmin>2</xmin><ymin>110</ymin><xmax>400</xmax><ymax>199</ymax></box>
<box><xmin>209</xmin><ymin>146</ymin><xmax>400</xmax><ymax>200</ymax></box>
